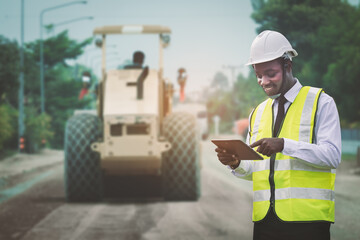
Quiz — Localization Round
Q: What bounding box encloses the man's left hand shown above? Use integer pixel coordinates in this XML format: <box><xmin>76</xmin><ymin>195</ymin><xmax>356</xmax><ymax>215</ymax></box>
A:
<box><xmin>250</xmin><ymin>138</ymin><xmax>284</xmax><ymax>157</ymax></box>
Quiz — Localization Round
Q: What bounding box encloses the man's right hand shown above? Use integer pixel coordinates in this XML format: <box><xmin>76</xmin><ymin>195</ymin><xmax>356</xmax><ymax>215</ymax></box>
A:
<box><xmin>215</xmin><ymin>148</ymin><xmax>241</xmax><ymax>169</ymax></box>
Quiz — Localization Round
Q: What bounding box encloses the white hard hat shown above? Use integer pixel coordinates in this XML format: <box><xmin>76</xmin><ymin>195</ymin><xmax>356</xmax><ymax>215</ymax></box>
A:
<box><xmin>246</xmin><ymin>30</ymin><xmax>298</xmax><ymax>66</ymax></box>
<box><xmin>82</xmin><ymin>76</ymin><xmax>90</xmax><ymax>83</ymax></box>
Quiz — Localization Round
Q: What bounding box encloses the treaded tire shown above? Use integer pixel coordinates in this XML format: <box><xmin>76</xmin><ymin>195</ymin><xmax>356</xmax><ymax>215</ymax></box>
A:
<box><xmin>64</xmin><ymin>114</ymin><xmax>103</xmax><ymax>202</ymax></box>
<box><xmin>162</xmin><ymin>112</ymin><xmax>201</xmax><ymax>201</ymax></box>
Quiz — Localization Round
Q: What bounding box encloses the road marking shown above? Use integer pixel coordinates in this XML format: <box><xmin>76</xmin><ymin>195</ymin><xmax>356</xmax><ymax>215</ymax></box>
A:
<box><xmin>0</xmin><ymin>169</ymin><xmax>55</xmax><ymax>204</ymax></box>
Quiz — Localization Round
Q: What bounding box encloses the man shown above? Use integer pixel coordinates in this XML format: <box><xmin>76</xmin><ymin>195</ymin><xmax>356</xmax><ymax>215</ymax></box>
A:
<box><xmin>124</xmin><ymin>51</ymin><xmax>145</xmax><ymax>69</ymax></box>
<box><xmin>78</xmin><ymin>71</ymin><xmax>91</xmax><ymax>100</ymax></box>
<box><xmin>177</xmin><ymin>67</ymin><xmax>187</xmax><ymax>102</ymax></box>
<box><xmin>215</xmin><ymin>30</ymin><xmax>341</xmax><ymax>240</ymax></box>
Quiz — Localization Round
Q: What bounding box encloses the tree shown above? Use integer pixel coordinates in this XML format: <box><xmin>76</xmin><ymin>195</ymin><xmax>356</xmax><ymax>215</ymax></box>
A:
<box><xmin>0</xmin><ymin>104</ymin><xmax>16</xmax><ymax>152</ymax></box>
<box><xmin>320</xmin><ymin>5</ymin><xmax>360</xmax><ymax>124</ymax></box>
<box><xmin>27</xmin><ymin>31</ymin><xmax>92</xmax><ymax>69</ymax></box>
<box><xmin>0</xmin><ymin>31</ymin><xmax>94</xmax><ymax>153</ymax></box>
<box><xmin>24</xmin><ymin>107</ymin><xmax>53</xmax><ymax>153</ymax></box>
<box><xmin>206</xmin><ymin>70</ymin><xmax>266</xmax><ymax>134</ymax></box>
<box><xmin>25</xmin><ymin>31</ymin><xmax>93</xmax><ymax>148</ymax></box>
<box><xmin>46</xmin><ymin>65</ymin><xmax>93</xmax><ymax>148</ymax></box>
<box><xmin>211</xmin><ymin>71</ymin><xmax>229</xmax><ymax>90</ymax></box>
<box><xmin>207</xmin><ymin>72</ymin><xmax>232</xmax><ymax>133</ymax></box>
<box><xmin>0</xmin><ymin>36</ymin><xmax>19</xmax><ymax>105</ymax></box>
<box><xmin>250</xmin><ymin>0</ymin><xmax>360</xmax><ymax>125</ymax></box>
<box><xmin>0</xmin><ymin>36</ymin><xmax>20</xmax><ymax>154</ymax></box>
<box><xmin>233</xmin><ymin>72</ymin><xmax>267</xmax><ymax>119</ymax></box>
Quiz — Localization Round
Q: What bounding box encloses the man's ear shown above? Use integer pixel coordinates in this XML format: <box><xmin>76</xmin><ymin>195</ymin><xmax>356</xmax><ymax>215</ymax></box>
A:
<box><xmin>284</xmin><ymin>60</ymin><xmax>292</xmax><ymax>72</ymax></box>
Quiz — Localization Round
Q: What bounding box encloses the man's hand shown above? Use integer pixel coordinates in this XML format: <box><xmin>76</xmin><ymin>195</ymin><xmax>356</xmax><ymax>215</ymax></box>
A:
<box><xmin>215</xmin><ymin>148</ymin><xmax>240</xmax><ymax>169</ymax></box>
<box><xmin>250</xmin><ymin>138</ymin><xmax>284</xmax><ymax>157</ymax></box>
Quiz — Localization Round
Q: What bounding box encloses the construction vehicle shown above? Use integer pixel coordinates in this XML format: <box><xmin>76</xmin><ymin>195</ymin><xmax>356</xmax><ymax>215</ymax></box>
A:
<box><xmin>172</xmin><ymin>103</ymin><xmax>209</xmax><ymax>140</ymax></box>
<box><xmin>64</xmin><ymin>25</ymin><xmax>201</xmax><ymax>201</ymax></box>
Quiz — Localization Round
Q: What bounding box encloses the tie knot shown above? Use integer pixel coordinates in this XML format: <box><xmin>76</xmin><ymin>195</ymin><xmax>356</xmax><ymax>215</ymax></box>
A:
<box><xmin>278</xmin><ymin>95</ymin><xmax>287</xmax><ymax>105</ymax></box>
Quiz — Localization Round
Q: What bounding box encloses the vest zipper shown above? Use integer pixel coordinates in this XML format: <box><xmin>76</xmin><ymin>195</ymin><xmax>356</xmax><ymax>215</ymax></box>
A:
<box><xmin>269</xmin><ymin>154</ymin><xmax>275</xmax><ymax>210</ymax></box>
<box><xmin>270</xmin><ymin>103</ymin><xmax>276</xmax><ymax>211</ymax></box>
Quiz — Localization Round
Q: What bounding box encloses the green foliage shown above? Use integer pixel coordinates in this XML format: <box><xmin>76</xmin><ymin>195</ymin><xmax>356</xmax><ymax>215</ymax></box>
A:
<box><xmin>0</xmin><ymin>36</ymin><xmax>19</xmax><ymax>105</ymax></box>
<box><xmin>207</xmin><ymin>72</ymin><xmax>233</xmax><ymax>133</ymax></box>
<box><xmin>46</xmin><ymin>68</ymin><xmax>92</xmax><ymax>149</ymax></box>
<box><xmin>24</xmin><ymin>107</ymin><xmax>53</xmax><ymax>153</ymax></box>
<box><xmin>27</xmin><ymin>30</ymin><xmax>92</xmax><ymax>69</ymax></box>
<box><xmin>0</xmin><ymin>36</ymin><xmax>20</xmax><ymax>151</ymax></box>
<box><xmin>0</xmin><ymin>31</ymin><xmax>93</xmax><ymax>154</ymax></box>
<box><xmin>0</xmin><ymin>104</ymin><xmax>16</xmax><ymax>152</ymax></box>
<box><xmin>211</xmin><ymin>71</ymin><xmax>229</xmax><ymax>90</ymax></box>
<box><xmin>233</xmin><ymin>72</ymin><xmax>267</xmax><ymax>118</ymax></box>
<box><xmin>250</xmin><ymin>0</ymin><xmax>360</xmax><ymax>125</ymax></box>
<box><xmin>206</xmin><ymin>70</ymin><xmax>266</xmax><ymax>133</ymax></box>
<box><xmin>321</xmin><ymin>9</ymin><xmax>360</xmax><ymax>123</ymax></box>
<box><xmin>24</xmin><ymin>31</ymin><xmax>93</xmax><ymax>149</ymax></box>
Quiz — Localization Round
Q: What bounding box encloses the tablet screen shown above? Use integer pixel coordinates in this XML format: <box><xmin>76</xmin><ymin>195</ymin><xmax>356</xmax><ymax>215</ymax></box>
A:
<box><xmin>211</xmin><ymin>139</ymin><xmax>264</xmax><ymax>160</ymax></box>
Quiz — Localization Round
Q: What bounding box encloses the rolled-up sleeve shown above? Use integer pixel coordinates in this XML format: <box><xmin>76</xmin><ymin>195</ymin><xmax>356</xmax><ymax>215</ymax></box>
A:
<box><xmin>227</xmin><ymin>121</ymin><xmax>254</xmax><ymax>181</ymax></box>
<box><xmin>228</xmin><ymin>160</ymin><xmax>253</xmax><ymax>180</ymax></box>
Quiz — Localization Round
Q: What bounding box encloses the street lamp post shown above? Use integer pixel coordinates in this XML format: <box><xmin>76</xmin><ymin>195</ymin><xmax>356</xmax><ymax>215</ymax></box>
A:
<box><xmin>18</xmin><ymin>0</ymin><xmax>25</xmax><ymax>152</ymax></box>
<box><xmin>45</xmin><ymin>16</ymin><xmax>93</xmax><ymax>34</ymax></box>
<box><xmin>39</xmin><ymin>1</ymin><xmax>87</xmax><ymax>113</ymax></box>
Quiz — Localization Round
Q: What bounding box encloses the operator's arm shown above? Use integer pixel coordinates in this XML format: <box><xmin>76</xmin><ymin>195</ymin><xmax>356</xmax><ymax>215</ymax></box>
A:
<box><xmin>282</xmin><ymin>93</ymin><xmax>341</xmax><ymax>169</ymax></box>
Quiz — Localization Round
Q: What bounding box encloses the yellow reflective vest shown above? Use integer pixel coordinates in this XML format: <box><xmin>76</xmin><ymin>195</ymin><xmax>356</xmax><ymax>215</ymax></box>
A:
<box><xmin>249</xmin><ymin>86</ymin><xmax>335</xmax><ymax>222</ymax></box>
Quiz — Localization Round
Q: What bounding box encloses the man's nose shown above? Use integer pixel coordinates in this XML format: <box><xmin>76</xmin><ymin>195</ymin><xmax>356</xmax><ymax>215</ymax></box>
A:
<box><xmin>259</xmin><ymin>76</ymin><xmax>270</xmax><ymax>86</ymax></box>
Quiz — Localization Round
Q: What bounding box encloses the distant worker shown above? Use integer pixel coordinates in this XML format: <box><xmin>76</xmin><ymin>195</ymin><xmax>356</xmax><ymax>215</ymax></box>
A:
<box><xmin>79</xmin><ymin>71</ymin><xmax>91</xmax><ymax>100</ymax></box>
<box><xmin>124</xmin><ymin>51</ymin><xmax>145</xmax><ymax>69</ymax></box>
<box><xmin>215</xmin><ymin>30</ymin><xmax>341</xmax><ymax>240</ymax></box>
<box><xmin>177</xmin><ymin>68</ymin><xmax>187</xmax><ymax>102</ymax></box>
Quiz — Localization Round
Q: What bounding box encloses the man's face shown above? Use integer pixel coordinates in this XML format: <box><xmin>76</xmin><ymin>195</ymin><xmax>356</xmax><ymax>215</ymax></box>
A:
<box><xmin>253</xmin><ymin>60</ymin><xmax>283</xmax><ymax>97</ymax></box>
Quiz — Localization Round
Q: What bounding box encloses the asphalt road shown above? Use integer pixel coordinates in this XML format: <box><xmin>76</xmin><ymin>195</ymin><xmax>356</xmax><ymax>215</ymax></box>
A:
<box><xmin>0</xmin><ymin>141</ymin><xmax>359</xmax><ymax>240</ymax></box>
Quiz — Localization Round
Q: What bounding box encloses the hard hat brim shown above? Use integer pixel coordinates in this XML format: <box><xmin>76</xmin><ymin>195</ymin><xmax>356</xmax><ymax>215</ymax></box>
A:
<box><xmin>245</xmin><ymin>49</ymin><xmax>298</xmax><ymax>66</ymax></box>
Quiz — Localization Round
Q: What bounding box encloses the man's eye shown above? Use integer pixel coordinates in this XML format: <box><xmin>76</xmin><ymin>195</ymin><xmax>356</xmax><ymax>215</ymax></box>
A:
<box><xmin>267</xmin><ymin>73</ymin><xmax>276</xmax><ymax>78</ymax></box>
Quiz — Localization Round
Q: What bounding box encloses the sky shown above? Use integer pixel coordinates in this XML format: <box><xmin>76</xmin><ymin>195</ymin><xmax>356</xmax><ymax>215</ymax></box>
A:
<box><xmin>0</xmin><ymin>0</ymin><xmax>259</xmax><ymax>94</ymax></box>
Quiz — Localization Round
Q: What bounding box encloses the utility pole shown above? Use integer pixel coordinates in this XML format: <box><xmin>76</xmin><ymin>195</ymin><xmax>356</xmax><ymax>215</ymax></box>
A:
<box><xmin>18</xmin><ymin>0</ymin><xmax>25</xmax><ymax>152</ymax></box>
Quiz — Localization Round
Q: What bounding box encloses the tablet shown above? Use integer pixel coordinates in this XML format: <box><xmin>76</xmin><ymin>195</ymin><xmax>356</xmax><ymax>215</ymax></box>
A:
<box><xmin>211</xmin><ymin>139</ymin><xmax>264</xmax><ymax>160</ymax></box>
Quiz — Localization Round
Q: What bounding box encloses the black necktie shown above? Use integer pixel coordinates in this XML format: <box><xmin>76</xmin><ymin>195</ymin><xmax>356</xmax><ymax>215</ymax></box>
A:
<box><xmin>273</xmin><ymin>95</ymin><xmax>287</xmax><ymax>137</ymax></box>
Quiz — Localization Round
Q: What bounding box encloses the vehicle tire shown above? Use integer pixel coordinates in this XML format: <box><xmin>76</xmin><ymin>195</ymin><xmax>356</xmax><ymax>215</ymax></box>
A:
<box><xmin>64</xmin><ymin>114</ymin><xmax>103</xmax><ymax>202</ymax></box>
<box><xmin>162</xmin><ymin>112</ymin><xmax>201</xmax><ymax>201</ymax></box>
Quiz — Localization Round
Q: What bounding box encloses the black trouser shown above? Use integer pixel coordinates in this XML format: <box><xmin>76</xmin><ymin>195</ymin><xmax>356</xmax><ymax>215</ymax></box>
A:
<box><xmin>253</xmin><ymin>208</ymin><xmax>331</xmax><ymax>240</ymax></box>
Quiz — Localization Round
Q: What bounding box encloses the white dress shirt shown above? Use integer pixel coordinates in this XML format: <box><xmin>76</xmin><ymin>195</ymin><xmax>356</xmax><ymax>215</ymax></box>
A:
<box><xmin>231</xmin><ymin>79</ymin><xmax>342</xmax><ymax>179</ymax></box>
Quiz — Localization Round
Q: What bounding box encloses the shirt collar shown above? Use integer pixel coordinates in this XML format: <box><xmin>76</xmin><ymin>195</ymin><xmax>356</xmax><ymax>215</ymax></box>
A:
<box><xmin>282</xmin><ymin>78</ymin><xmax>302</xmax><ymax>103</ymax></box>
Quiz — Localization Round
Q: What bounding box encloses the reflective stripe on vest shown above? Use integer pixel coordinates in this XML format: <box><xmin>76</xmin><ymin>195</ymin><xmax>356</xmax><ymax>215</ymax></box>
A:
<box><xmin>249</xmin><ymin>86</ymin><xmax>336</xmax><ymax>222</ymax></box>
<box><xmin>254</xmin><ymin>187</ymin><xmax>335</xmax><ymax>202</ymax></box>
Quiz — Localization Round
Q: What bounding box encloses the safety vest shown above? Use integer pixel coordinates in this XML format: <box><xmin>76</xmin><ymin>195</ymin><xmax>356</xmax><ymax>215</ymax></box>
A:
<box><xmin>249</xmin><ymin>86</ymin><xmax>336</xmax><ymax>222</ymax></box>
